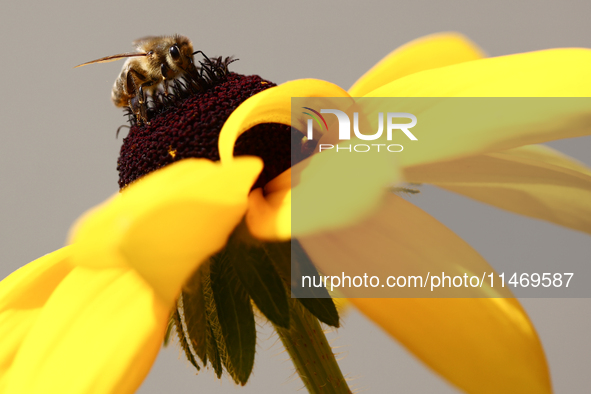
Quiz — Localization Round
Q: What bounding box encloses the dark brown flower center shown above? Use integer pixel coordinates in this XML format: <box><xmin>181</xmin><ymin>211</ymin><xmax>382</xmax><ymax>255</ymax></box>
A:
<box><xmin>117</xmin><ymin>71</ymin><xmax>309</xmax><ymax>190</ymax></box>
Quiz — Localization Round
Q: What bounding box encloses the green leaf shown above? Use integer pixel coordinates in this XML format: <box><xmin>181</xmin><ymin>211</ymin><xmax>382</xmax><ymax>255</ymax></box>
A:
<box><xmin>266</xmin><ymin>240</ymin><xmax>340</xmax><ymax>328</ymax></box>
<box><xmin>210</xmin><ymin>251</ymin><xmax>256</xmax><ymax>385</ymax></box>
<box><xmin>180</xmin><ymin>266</ymin><xmax>208</xmax><ymax>366</ymax></box>
<box><xmin>227</xmin><ymin>236</ymin><xmax>290</xmax><ymax>329</ymax></box>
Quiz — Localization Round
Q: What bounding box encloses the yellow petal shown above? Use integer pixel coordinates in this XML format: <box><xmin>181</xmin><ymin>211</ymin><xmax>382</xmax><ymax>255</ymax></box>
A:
<box><xmin>244</xmin><ymin>169</ymin><xmax>291</xmax><ymax>240</ymax></box>
<box><xmin>0</xmin><ymin>247</ymin><xmax>73</xmax><ymax>387</ymax></box>
<box><xmin>351</xmin><ymin>298</ymin><xmax>550</xmax><ymax>394</ymax></box>
<box><xmin>300</xmin><ymin>194</ymin><xmax>550</xmax><ymax>393</ymax></box>
<box><xmin>500</xmin><ymin>144</ymin><xmax>591</xmax><ymax>174</ymax></box>
<box><xmin>367</xmin><ymin>48</ymin><xmax>591</xmax><ymax>97</ymax></box>
<box><xmin>5</xmin><ymin>266</ymin><xmax>168</xmax><ymax>394</ymax></box>
<box><xmin>405</xmin><ymin>144</ymin><xmax>591</xmax><ymax>235</ymax></box>
<box><xmin>348</xmin><ymin>32</ymin><xmax>485</xmax><ymax>97</ymax></box>
<box><xmin>70</xmin><ymin>157</ymin><xmax>263</xmax><ymax>305</ymax></box>
<box><xmin>246</xmin><ymin>187</ymin><xmax>291</xmax><ymax>240</ymax></box>
<box><xmin>362</xmin><ymin>49</ymin><xmax>591</xmax><ymax>168</ymax></box>
<box><xmin>218</xmin><ymin>79</ymin><xmax>351</xmax><ymax>163</ymax></box>
<box><xmin>264</xmin><ymin>166</ymin><xmax>292</xmax><ymax>194</ymax></box>
<box><xmin>247</xmin><ymin>139</ymin><xmax>400</xmax><ymax>240</ymax></box>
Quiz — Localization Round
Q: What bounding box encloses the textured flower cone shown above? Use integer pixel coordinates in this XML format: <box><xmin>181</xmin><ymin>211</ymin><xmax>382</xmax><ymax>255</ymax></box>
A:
<box><xmin>1</xmin><ymin>32</ymin><xmax>591</xmax><ymax>394</ymax></box>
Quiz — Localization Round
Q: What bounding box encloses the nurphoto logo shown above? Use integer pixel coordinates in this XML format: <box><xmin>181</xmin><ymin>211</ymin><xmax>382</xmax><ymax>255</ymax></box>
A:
<box><xmin>302</xmin><ymin>107</ymin><xmax>418</xmax><ymax>153</ymax></box>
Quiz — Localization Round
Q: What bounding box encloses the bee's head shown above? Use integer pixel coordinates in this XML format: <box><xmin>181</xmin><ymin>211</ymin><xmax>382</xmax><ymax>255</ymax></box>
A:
<box><xmin>167</xmin><ymin>35</ymin><xmax>195</xmax><ymax>73</ymax></box>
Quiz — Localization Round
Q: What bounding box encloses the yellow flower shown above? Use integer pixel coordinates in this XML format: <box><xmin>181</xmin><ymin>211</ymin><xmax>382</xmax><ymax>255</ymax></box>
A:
<box><xmin>1</xmin><ymin>32</ymin><xmax>591</xmax><ymax>394</ymax></box>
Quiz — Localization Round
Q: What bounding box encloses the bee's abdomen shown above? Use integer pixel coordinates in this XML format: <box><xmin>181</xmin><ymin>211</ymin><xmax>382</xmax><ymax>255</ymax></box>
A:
<box><xmin>111</xmin><ymin>70</ymin><xmax>130</xmax><ymax>107</ymax></box>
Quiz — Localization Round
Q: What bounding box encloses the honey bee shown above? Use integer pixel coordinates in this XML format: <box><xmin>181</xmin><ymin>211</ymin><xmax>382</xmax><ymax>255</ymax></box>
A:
<box><xmin>76</xmin><ymin>35</ymin><xmax>201</xmax><ymax>124</ymax></box>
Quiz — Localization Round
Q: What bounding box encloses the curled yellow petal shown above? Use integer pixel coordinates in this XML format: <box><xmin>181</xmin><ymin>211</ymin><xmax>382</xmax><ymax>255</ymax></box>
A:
<box><xmin>70</xmin><ymin>157</ymin><xmax>263</xmax><ymax>305</ymax></box>
<box><xmin>300</xmin><ymin>194</ymin><xmax>550</xmax><ymax>393</ymax></box>
<box><xmin>218</xmin><ymin>79</ymin><xmax>351</xmax><ymax>163</ymax></box>
<box><xmin>248</xmin><ymin>138</ymin><xmax>400</xmax><ymax>241</ymax></box>
<box><xmin>245</xmin><ymin>169</ymin><xmax>292</xmax><ymax>240</ymax></box>
<box><xmin>0</xmin><ymin>247</ymin><xmax>73</xmax><ymax>388</ymax></box>
<box><xmin>247</xmin><ymin>186</ymin><xmax>291</xmax><ymax>241</ymax></box>
<box><xmin>349</xmin><ymin>32</ymin><xmax>485</xmax><ymax>97</ymax></box>
<box><xmin>405</xmin><ymin>144</ymin><xmax>591</xmax><ymax>235</ymax></box>
<box><xmin>5</xmin><ymin>266</ymin><xmax>168</xmax><ymax>394</ymax></box>
<box><xmin>264</xmin><ymin>167</ymin><xmax>292</xmax><ymax>194</ymax></box>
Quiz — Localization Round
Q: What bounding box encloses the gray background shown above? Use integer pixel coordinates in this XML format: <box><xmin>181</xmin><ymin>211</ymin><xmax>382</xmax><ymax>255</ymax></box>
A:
<box><xmin>1</xmin><ymin>0</ymin><xmax>590</xmax><ymax>392</ymax></box>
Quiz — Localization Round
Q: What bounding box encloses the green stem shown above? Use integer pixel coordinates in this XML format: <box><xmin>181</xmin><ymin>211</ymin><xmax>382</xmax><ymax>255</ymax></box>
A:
<box><xmin>274</xmin><ymin>299</ymin><xmax>352</xmax><ymax>394</ymax></box>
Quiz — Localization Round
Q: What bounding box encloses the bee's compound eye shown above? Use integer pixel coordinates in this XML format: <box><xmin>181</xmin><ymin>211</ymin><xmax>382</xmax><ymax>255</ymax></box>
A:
<box><xmin>170</xmin><ymin>45</ymin><xmax>181</xmax><ymax>60</ymax></box>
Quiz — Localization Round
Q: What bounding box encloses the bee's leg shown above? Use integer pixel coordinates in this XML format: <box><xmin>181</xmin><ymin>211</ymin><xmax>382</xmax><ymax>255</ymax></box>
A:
<box><xmin>179</xmin><ymin>60</ymin><xmax>202</xmax><ymax>90</ymax></box>
<box><xmin>162</xmin><ymin>79</ymin><xmax>169</xmax><ymax>96</ymax></box>
<box><xmin>160</xmin><ymin>63</ymin><xmax>175</xmax><ymax>96</ymax></box>
<box><xmin>126</xmin><ymin>69</ymin><xmax>146</xmax><ymax>124</ymax></box>
<box><xmin>137</xmin><ymin>81</ymin><xmax>156</xmax><ymax>122</ymax></box>
<box><xmin>127</xmin><ymin>69</ymin><xmax>156</xmax><ymax>125</ymax></box>
<box><xmin>185</xmin><ymin>57</ymin><xmax>200</xmax><ymax>79</ymax></box>
<box><xmin>128</xmin><ymin>96</ymin><xmax>141</xmax><ymax>125</ymax></box>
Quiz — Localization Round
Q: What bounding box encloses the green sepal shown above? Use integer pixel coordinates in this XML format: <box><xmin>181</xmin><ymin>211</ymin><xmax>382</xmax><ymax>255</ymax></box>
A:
<box><xmin>202</xmin><ymin>264</ymin><xmax>224</xmax><ymax>379</ymax></box>
<box><xmin>210</xmin><ymin>251</ymin><xmax>257</xmax><ymax>385</ymax></box>
<box><xmin>265</xmin><ymin>240</ymin><xmax>340</xmax><ymax>328</ymax></box>
<box><xmin>275</xmin><ymin>298</ymin><xmax>351</xmax><ymax>394</ymax></box>
<box><xmin>172</xmin><ymin>307</ymin><xmax>200</xmax><ymax>370</ymax></box>
<box><xmin>206</xmin><ymin>324</ymin><xmax>223</xmax><ymax>378</ymax></box>
<box><xmin>180</xmin><ymin>266</ymin><xmax>208</xmax><ymax>365</ymax></box>
<box><xmin>262</xmin><ymin>240</ymin><xmax>291</xmax><ymax>285</ymax></box>
<box><xmin>163</xmin><ymin>315</ymin><xmax>174</xmax><ymax>347</ymax></box>
<box><xmin>226</xmin><ymin>235</ymin><xmax>290</xmax><ymax>329</ymax></box>
<box><xmin>298</xmin><ymin>296</ymin><xmax>340</xmax><ymax>328</ymax></box>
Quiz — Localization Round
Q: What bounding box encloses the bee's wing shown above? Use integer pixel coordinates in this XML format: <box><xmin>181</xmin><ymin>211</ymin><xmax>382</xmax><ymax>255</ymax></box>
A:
<box><xmin>74</xmin><ymin>52</ymin><xmax>147</xmax><ymax>68</ymax></box>
<box><xmin>132</xmin><ymin>36</ymin><xmax>159</xmax><ymax>46</ymax></box>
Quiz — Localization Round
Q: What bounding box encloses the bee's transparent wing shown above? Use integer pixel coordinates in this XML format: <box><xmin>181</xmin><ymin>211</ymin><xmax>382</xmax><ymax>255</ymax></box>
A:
<box><xmin>74</xmin><ymin>53</ymin><xmax>147</xmax><ymax>68</ymax></box>
<box><xmin>132</xmin><ymin>36</ymin><xmax>159</xmax><ymax>46</ymax></box>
